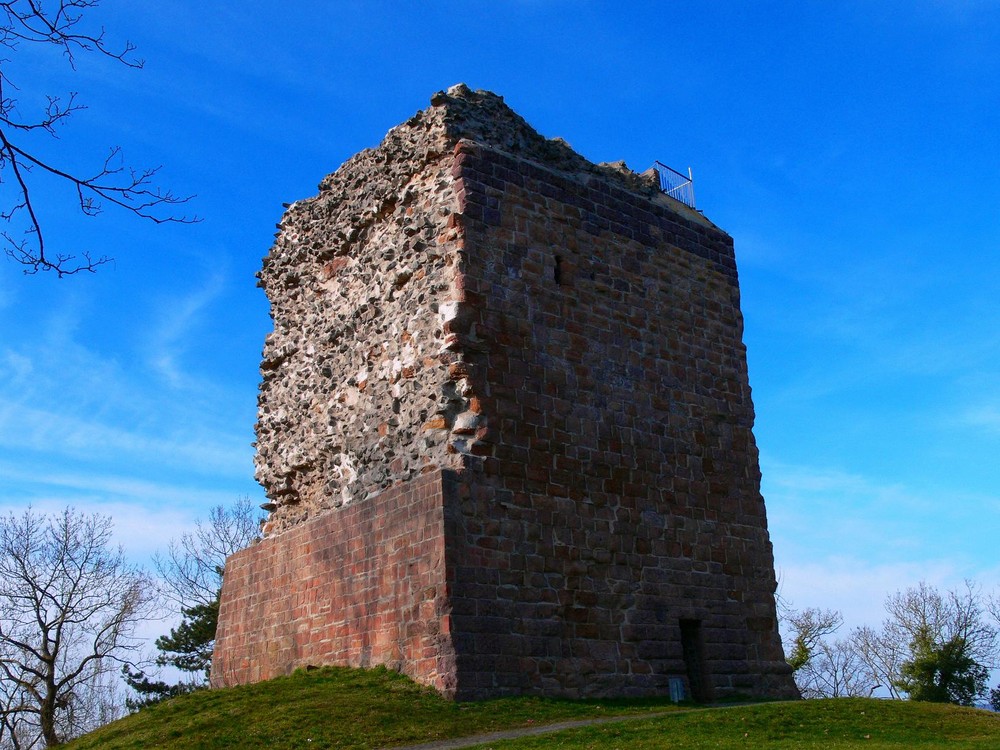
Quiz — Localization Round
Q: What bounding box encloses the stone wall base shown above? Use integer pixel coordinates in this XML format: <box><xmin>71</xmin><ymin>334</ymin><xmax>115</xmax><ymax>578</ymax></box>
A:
<box><xmin>213</xmin><ymin>468</ymin><xmax>797</xmax><ymax>701</ymax></box>
<box><xmin>211</xmin><ymin>470</ymin><xmax>457</xmax><ymax>694</ymax></box>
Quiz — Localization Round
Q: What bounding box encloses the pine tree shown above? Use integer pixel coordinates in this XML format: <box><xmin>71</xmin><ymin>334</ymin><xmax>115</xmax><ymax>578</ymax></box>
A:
<box><xmin>123</xmin><ymin>598</ymin><xmax>220</xmax><ymax>709</ymax></box>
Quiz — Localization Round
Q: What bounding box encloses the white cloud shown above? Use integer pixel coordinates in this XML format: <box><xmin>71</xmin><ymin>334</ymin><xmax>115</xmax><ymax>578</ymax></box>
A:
<box><xmin>0</xmin><ymin>280</ymin><xmax>258</xmax><ymax>483</ymax></box>
<box><xmin>0</xmin><ymin>460</ymin><xmax>246</xmax><ymax>506</ymax></box>
<box><xmin>763</xmin><ymin>456</ymin><xmax>1000</xmax><ymax>634</ymax></box>
<box><xmin>0</xmin><ymin>492</ymin><xmax>225</xmax><ymax>564</ymax></box>
<box><xmin>0</xmin><ymin>349</ymin><xmax>32</xmax><ymax>382</ymax></box>
<box><xmin>764</xmin><ymin>460</ymin><xmax>938</xmax><ymax>556</ymax></box>
<box><xmin>776</xmin><ymin>556</ymin><xmax>969</xmax><ymax>632</ymax></box>
<box><xmin>962</xmin><ymin>403</ymin><xmax>1000</xmax><ymax>435</ymax></box>
<box><xmin>0</xmin><ymin>399</ymin><xmax>251</xmax><ymax>478</ymax></box>
<box><xmin>143</xmin><ymin>270</ymin><xmax>227</xmax><ymax>389</ymax></box>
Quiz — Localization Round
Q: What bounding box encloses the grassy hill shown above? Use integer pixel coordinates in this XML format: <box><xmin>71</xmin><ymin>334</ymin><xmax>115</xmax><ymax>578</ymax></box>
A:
<box><xmin>63</xmin><ymin>667</ymin><xmax>1000</xmax><ymax>750</ymax></box>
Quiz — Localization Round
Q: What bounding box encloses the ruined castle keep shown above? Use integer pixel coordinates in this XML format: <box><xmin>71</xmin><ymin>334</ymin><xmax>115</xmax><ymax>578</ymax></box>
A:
<box><xmin>212</xmin><ymin>85</ymin><xmax>798</xmax><ymax>701</ymax></box>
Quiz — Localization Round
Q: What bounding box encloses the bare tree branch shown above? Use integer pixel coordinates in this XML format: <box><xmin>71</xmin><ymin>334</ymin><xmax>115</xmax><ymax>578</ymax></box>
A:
<box><xmin>0</xmin><ymin>507</ymin><xmax>158</xmax><ymax>747</ymax></box>
<box><xmin>784</xmin><ymin>606</ymin><xmax>843</xmax><ymax>672</ymax></box>
<box><xmin>796</xmin><ymin>636</ymin><xmax>875</xmax><ymax>699</ymax></box>
<box><xmin>155</xmin><ymin>497</ymin><xmax>261</xmax><ymax>609</ymax></box>
<box><xmin>0</xmin><ymin>0</ymin><xmax>198</xmax><ymax>277</ymax></box>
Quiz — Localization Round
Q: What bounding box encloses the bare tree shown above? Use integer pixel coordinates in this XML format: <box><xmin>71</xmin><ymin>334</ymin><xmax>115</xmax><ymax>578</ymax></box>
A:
<box><xmin>0</xmin><ymin>507</ymin><xmax>157</xmax><ymax>748</ymax></box>
<box><xmin>0</xmin><ymin>641</ymin><xmax>36</xmax><ymax>749</ymax></box>
<box><xmin>124</xmin><ymin>498</ymin><xmax>260</xmax><ymax>708</ymax></box>
<box><xmin>796</xmin><ymin>636</ymin><xmax>876</xmax><ymax>699</ymax></box>
<box><xmin>0</xmin><ymin>0</ymin><xmax>196</xmax><ymax>276</ymax></box>
<box><xmin>854</xmin><ymin>581</ymin><xmax>998</xmax><ymax>705</ymax></box>
<box><xmin>851</xmin><ymin>623</ymin><xmax>906</xmax><ymax>700</ymax></box>
<box><xmin>784</xmin><ymin>607</ymin><xmax>843</xmax><ymax>672</ymax></box>
<box><xmin>988</xmin><ymin>589</ymin><xmax>1000</xmax><ymax>637</ymax></box>
<box><xmin>990</xmin><ymin>591</ymin><xmax>1000</xmax><ymax>710</ymax></box>
<box><xmin>155</xmin><ymin>497</ymin><xmax>260</xmax><ymax>609</ymax></box>
<box><xmin>780</xmin><ymin>605</ymin><xmax>879</xmax><ymax>698</ymax></box>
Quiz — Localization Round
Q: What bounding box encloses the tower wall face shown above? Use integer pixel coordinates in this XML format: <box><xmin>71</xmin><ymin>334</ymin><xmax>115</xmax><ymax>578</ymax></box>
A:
<box><xmin>212</xmin><ymin>470</ymin><xmax>457</xmax><ymax>691</ymax></box>
<box><xmin>442</xmin><ymin>140</ymin><xmax>793</xmax><ymax>698</ymax></box>
<box><xmin>214</xmin><ymin>86</ymin><xmax>797</xmax><ymax>700</ymax></box>
<box><xmin>212</xmin><ymin>472</ymin><xmax>455</xmax><ymax>692</ymax></box>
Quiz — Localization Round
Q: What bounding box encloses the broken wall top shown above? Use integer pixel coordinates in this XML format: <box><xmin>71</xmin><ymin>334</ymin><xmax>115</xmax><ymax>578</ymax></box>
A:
<box><xmin>255</xmin><ymin>84</ymin><xmax>730</xmax><ymax>534</ymax></box>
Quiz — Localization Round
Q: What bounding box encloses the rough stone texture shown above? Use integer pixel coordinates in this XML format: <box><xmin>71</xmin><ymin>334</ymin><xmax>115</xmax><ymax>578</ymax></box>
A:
<box><xmin>213</xmin><ymin>84</ymin><xmax>798</xmax><ymax>701</ymax></box>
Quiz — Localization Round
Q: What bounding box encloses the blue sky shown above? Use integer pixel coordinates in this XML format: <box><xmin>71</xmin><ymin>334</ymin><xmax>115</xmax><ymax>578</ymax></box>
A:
<box><xmin>0</xmin><ymin>0</ymin><xmax>998</xmax><ymax>633</ymax></box>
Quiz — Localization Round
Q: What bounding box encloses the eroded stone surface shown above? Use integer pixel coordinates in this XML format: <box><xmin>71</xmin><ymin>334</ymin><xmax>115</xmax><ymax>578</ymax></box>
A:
<box><xmin>256</xmin><ymin>84</ymin><xmax>665</xmax><ymax>535</ymax></box>
<box><xmin>256</xmin><ymin>88</ymin><xmax>466</xmax><ymax>532</ymax></box>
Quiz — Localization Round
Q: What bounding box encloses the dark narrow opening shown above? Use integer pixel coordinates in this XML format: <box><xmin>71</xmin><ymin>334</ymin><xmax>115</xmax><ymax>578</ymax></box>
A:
<box><xmin>554</xmin><ymin>254</ymin><xmax>563</xmax><ymax>285</ymax></box>
<box><xmin>679</xmin><ymin>619</ymin><xmax>713</xmax><ymax>703</ymax></box>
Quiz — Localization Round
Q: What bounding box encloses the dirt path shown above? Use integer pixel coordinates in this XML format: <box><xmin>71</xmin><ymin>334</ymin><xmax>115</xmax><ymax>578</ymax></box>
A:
<box><xmin>381</xmin><ymin>708</ymin><xmax>692</xmax><ymax>750</ymax></box>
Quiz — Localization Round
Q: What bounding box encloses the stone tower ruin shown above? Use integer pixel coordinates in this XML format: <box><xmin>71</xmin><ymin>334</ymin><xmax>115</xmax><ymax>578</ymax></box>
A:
<box><xmin>212</xmin><ymin>84</ymin><xmax>798</xmax><ymax>701</ymax></box>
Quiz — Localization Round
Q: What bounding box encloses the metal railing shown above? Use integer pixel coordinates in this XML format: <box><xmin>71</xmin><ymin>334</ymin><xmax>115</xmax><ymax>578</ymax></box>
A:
<box><xmin>651</xmin><ymin>161</ymin><xmax>695</xmax><ymax>209</ymax></box>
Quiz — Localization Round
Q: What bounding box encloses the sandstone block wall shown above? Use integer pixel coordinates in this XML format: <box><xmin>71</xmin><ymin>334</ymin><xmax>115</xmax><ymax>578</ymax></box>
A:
<box><xmin>212</xmin><ymin>470</ymin><xmax>456</xmax><ymax>692</ymax></box>
<box><xmin>213</xmin><ymin>84</ymin><xmax>798</xmax><ymax>701</ymax></box>
<box><xmin>441</xmin><ymin>136</ymin><xmax>793</xmax><ymax>698</ymax></box>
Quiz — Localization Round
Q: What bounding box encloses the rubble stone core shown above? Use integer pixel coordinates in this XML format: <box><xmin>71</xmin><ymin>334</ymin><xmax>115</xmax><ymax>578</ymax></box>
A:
<box><xmin>212</xmin><ymin>84</ymin><xmax>799</xmax><ymax>701</ymax></box>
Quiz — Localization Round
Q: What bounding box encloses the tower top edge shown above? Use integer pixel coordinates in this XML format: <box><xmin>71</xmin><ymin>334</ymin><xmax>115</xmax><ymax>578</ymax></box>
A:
<box><xmin>304</xmin><ymin>84</ymin><xmax>721</xmax><ymax>232</ymax></box>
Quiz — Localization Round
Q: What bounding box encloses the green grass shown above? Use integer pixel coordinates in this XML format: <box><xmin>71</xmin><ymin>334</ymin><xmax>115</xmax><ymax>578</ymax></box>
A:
<box><xmin>63</xmin><ymin>666</ymin><xmax>679</xmax><ymax>750</ymax></box>
<box><xmin>62</xmin><ymin>668</ymin><xmax>1000</xmax><ymax>750</ymax></box>
<box><xmin>470</xmin><ymin>698</ymin><xmax>1000</xmax><ymax>750</ymax></box>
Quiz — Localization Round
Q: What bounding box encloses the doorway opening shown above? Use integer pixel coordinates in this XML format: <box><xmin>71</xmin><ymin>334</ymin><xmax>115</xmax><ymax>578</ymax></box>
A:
<box><xmin>679</xmin><ymin>619</ymin><xmax>713</xmax><ymax>702</ymax></box>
